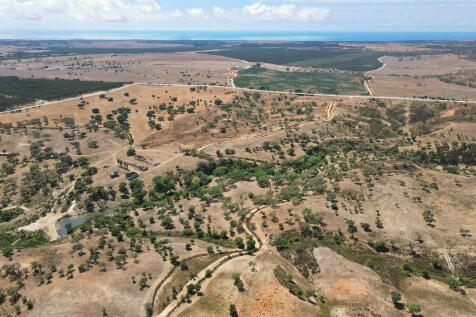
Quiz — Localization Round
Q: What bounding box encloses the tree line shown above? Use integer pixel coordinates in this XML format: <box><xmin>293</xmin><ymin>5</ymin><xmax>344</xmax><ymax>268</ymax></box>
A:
<box><xmin>0</xmin><ymin>76</ymin><xmax>124</xmax><ymax>111</ymax></box>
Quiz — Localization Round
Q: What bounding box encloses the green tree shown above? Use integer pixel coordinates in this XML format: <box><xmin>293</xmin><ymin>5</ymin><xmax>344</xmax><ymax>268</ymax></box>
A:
<box><xmin>235</xmin><ymin>237</ymin><xmax>245</xmax><ymax>249</ymax></box>
<box><xmin>246</xmin><ymin>237</ymin><xmax>256</xmax><ymax>251</ymax></box>
<box><xmin>144</xmin><ymin>303</ymin><xmax>153</xmax><ymax>317</ymax></box>
<box><xmin>152</xmin><ymin>175</ymin><xmax>175</xmax><ymax>195</ymax></box>
<box><xmin>229</xmin><ymin>304</ymin><xmax>238</xmax><ymax>317</ymax></box>
<box><xmin>345</xmin><ymin>219</ymin><xmax>357</xmax><ymax>238</ymax></box>
<box><xmin>391</xmin><ymin>291</ymin><xmax>402</xmax><ymax>308</ymax></box>
<box><xmin>232</xmin><ymin>273</ymin><xmax>245</xmax><ymax>292</ymax></box>
<box><xmin>161</xmin><ymin>215</ymin><xmax>175</xmax><ymax>230</ymax></box>
<box><xmin>2</xmin><ymin>246</ymin><xmax>13</xmax><ymax>259</ymax></box>
<box><xmin>129</xmin><ymin>179</ymin><xmax>146</xmax><ymax>204</ymax></box>
<box><xmin>139</xmin><ymin>275</ymin><xmax>148</xmax><ymax>290</ymax></box>
<box><xmin>422</xmin><ymin>210</ymin><xmax>435</xmax><ymax>226</ymax></box>
<box><xmin>127</xmin><ymin>147</ymin><xmax>136</xmax><ymax>156</ymax></box>
<box><xmin>119</xmin><ymin>182</ymin><xmax>129</xmax><ymax>197</ymax></box>
<box><xmin>408</xmin><ymin>303</ymin><xmax>421</xmax><ymax>316</ymax></box>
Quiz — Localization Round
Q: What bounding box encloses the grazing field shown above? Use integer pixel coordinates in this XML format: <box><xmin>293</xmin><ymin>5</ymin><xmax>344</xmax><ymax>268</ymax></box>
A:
<box><xmin>234</xmin><ymin>67</ymin><xmax>367</xmax><ymax>95</ymax></box>
<box><xmin>0</xmin><ymin>76</ymin><xmax>124</xmax><ymax>111</ymax></box>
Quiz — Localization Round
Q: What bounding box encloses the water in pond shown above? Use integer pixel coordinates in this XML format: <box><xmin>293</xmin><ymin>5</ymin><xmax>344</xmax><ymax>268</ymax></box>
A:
<box><xmin>56</xmin><ymin>209</ymin><xmax>113</xmax><ymax>237</ymax></box>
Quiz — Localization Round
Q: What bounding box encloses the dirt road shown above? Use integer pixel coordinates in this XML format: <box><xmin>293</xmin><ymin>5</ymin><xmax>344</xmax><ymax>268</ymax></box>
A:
<box><xmin>364</xmin><ymin>80</ymin><xmax>374</xmax><ymax>96</ymax></box>
<box><xmin>1</xmin><ymin>80</ymin><xmax>473</xmax><ymax>116</ymax></box>
<box><xmin>326</xmin><ymin>102</ymin><xmax>335</xmax><ymax>121</ymax></box>
<box><xmin>154</xmin><ymin>206</ymin><xmax>265</xmax><ymax>317</ymax></box>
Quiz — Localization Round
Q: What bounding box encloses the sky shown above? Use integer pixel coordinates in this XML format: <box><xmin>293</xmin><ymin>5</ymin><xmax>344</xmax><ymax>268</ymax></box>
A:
<box><xmin>0</xmin><ymin>0</ymin><xmax>475</xmax><ymax>32</ymax></box>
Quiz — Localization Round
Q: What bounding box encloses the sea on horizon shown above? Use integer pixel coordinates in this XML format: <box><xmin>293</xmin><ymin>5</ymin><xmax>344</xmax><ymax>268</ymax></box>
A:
<box><xmin>0</xmin><ymin>30</ymin><xmax>475</xmax><ymax>41</ymax></box>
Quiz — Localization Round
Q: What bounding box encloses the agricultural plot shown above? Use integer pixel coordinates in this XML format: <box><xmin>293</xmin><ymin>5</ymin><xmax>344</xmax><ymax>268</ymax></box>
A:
<box><xmin>234</xmin><ymin>67</ymin><xmax>367</xmax><ymax>95</ymax></box>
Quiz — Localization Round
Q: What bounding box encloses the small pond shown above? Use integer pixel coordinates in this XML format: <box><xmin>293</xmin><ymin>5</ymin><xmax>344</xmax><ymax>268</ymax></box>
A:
<box><xmin>56</xmin><ymin>209</ymin><xmax>113</xmax><ymax>237</ymax></box>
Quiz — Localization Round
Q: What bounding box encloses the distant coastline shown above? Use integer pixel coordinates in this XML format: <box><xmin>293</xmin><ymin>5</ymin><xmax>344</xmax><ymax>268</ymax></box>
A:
<box><xmin>1</xmin><ymin>30</ymin><xmax>475</xmax><ymax>41</ymax></box>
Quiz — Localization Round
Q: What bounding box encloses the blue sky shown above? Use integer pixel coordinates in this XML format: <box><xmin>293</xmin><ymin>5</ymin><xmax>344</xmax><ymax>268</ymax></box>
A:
<box><xmin>1</xmin><ymin>0</ymin><xmax>475</xmax><ymax>32</ymax></box>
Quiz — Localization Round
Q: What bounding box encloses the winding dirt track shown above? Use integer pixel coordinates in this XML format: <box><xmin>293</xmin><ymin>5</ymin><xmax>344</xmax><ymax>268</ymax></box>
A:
<box><xmin>151</xmin><ymin>206</ymin><xmax>266</xmax><ymax>317</ymax></box>
<box><xmin>326</xmin><ymin>102</ymin><xmax>335</xmax><ymax>121</ymax></box>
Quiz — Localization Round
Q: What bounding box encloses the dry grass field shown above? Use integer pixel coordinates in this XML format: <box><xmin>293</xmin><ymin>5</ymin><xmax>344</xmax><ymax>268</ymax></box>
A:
<box><xmin>0</xmin><ymin>236</ymin><xmax>231</xmax><ymax>317</ymax></box>
<box><xmin>0</xmin><ymin>41</ymin><xmax>475</xmax><ymax>317</ymax></box>
<box><xmin>367</xmin><ymin>54</ymin><xmax>476</xmax><ymax>99</ymax></box>
<box><xmin>0</xmin><ymin>52</ymin><xmax>249</xmax><ymax>86</ymax></box>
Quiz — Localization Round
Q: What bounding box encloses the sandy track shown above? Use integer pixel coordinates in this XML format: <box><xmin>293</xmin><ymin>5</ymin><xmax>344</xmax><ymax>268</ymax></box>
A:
<box><xmin>326</xmin><ymin>102</ymin><xmax>335</xmax><ymax>121</ymax></box>
<box><xmin>364</xmin><ymin>80</ymin><xmax>374</xmax><ymax>96</ymax></box>
<box><xmin>364</xmin><ymin>57</ymin><xmax>385</xmax><ymax>96</ymax></box>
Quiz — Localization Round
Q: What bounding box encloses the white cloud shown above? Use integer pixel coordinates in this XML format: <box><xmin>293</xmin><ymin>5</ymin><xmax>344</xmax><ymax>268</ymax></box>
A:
<box><xmin>0</xmin><ymin>0</ymin><xmax>473</xmax><ymax>31</ymax></box>
<box><xmin>305</xmin><ymin>0</ymin><xmax>473</xmax><ymax>4</ymax></box>
<box><xmin>243</xmin><ymin>2</ymin><xmax>329</xmax><ymax>22</ymax></box>
<box><xmin>298</xmin><ymin>7</ymin><xmax>330</xmax><ymax>22</ymax></box>
<box><xmin>135</xmin><ymin>0</ymin><xmax>161</xmax><ymax>14</ymax></box>
<box><xmin>172</xmin><ymin>9</ymin><xmax>183</xmax><ymax>18</ymax></box>
<box><xmin>41</xmin><ymin>0</ymin><xmax>68</xmax><ymax>13</ymax></box>
<box><xmin>0</xmin><ymin>1</ymin><xmax>330</xmax><ymax>24</ymax></box>
<box><xmin>68</xmin><ymin>0</ymin><xmax>128</xmax><ymax>22</ymax></box>
<box><xmin>0</xmin><ymin>0</ymin><xmax>164</xmax><ymax>23</ymax></box>
<box><xmin>187</xmin><ymin>8</ymin><xmax>206</xmax><ymax>18</ymax></box>
<box><xmin>213</xmin><ymin>6</ymin><xmax>224</xmax><ymax>16</ymax></box>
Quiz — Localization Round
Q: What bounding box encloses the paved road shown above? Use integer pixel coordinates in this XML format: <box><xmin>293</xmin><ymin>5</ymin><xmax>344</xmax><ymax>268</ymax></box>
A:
<box><xmin>1</xmin><ymin>81</ymin><xmax>474</xmax><ymax>116</ymax></box>
<box><xmin>142</xmin><ymin>83</ymin><xmax>475</xmax><ymax>104</ymax></box>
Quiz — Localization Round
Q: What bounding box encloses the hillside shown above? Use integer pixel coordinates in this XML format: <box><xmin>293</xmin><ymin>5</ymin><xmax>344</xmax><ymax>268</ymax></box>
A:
<box><xmin>0</xmin><ymin>81</ymin><xmax>475</xmax><ymax>317</ymax></box>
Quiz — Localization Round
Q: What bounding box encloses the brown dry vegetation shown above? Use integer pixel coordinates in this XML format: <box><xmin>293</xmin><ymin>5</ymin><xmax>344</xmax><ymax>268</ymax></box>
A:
<box><xmin>0</xmin><ymin>52</ymin><xmax>249</xmax><ymax>86</ymax></box>
<box><xmin>0</xmin><ymin>48</ymin><xmax>475</xmax><ymax>317</ymax></box>
<box><xmin>0</xmin><ymin>235</ymin><xmax>228</xmax><ymax>317</ymax></box>
<box><xmin>367</xmin><ymin>54</ymin><xmax>476</xmax><ymax>99</ymax></box>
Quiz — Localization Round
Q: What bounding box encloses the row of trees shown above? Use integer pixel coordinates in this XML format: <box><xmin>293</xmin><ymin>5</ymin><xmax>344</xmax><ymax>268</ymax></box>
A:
<box><xmin>0</xmin><ymin>76</ymin><xmax>123</xmax><ymax>111</ymax></box>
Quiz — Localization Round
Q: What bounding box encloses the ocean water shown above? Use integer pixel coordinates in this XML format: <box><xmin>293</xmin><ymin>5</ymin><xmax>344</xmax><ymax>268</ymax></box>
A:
<box><xmin>0</xmin><ymin>30</ymin><xmax>475</xmax><ymax>41</ymax></box>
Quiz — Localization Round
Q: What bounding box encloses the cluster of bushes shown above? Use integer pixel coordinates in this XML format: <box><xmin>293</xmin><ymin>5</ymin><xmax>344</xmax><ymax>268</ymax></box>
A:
<box><xmin>0</xmin><ymin>208</ymin><xmax>23</xmax><ymax>223</ymax></box>
<box><xmin>102</xmin><ymin>107</ymin><xmax>132</xmax><ymax>142</ymax></box>
<box><xmin>274</xmin><ymin>228</ymin><xmax>476</xmax><ymax>291</ymax></box>
<box><xmin>1</xmin><ymin>230</ymin><xmax>49</xmax><ymax>258</ymax></box>
<box><xmin>403</xmin><ymin>142</ymin><xmax>476</xmax><ymax>167</ymax></box>
<box><xmin>273</xmin><ymin>265</ymin><xmax>314</xmax><ymax>300</ymax></box>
